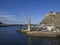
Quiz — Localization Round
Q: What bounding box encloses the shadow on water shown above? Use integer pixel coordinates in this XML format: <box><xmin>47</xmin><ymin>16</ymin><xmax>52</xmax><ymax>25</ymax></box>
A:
<box><xmin>18</xmin><ymin>31</ymin><xmax>60</xmax><ymax>45</ymax></box>
<box><xmin>27</xmin><ymin>36</ymin><xmax>60</xmax><ymax>45</ymax></box>
<box><xmin>17</xmin><ymin>29</ymin><xmax>60</xmax><ymax>45</ymax></box>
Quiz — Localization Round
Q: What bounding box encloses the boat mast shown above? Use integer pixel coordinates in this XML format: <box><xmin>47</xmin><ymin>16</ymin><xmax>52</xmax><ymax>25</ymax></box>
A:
<box><xmin>28</xmin><ymin>17</ymin><xmax>31</xmax><ymax>31</ymax></box>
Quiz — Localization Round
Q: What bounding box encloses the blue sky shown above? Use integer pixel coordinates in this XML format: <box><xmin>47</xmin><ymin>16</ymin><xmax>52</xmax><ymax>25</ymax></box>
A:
<box><xmin>0</xmin><ymin>0</ymin><xmax>60</xmax><ymax>24</ymax></box>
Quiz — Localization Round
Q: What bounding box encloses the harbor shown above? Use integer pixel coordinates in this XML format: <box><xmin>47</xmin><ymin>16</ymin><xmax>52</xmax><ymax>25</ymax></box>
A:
<box><xmin>18</xmin><ymin>14</ymin><xmax>60</xmax><ymax>37</ymax></box>
<box><xmin>1</xmin><ymin>0</ymin><xmax>60</xmax><ymax>45</ymax></box>
<box><xmin>18</xmin><ymin>26</ymin><xmax>60</xmax><ymax>37</ymax></box>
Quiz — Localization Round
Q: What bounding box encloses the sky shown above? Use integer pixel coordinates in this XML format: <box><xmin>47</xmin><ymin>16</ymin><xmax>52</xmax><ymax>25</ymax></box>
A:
<box><xmin>0</xmin><ymin>0</ymin><xmax>60</xmax><ymax>24</ymax></box>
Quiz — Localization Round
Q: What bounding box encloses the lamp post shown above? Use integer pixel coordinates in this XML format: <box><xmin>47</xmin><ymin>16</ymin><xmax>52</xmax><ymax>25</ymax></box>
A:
<box><xmin>28</xmin><ymin>17</ymin><xmax>31</xmax><ymax>31</ymax></box>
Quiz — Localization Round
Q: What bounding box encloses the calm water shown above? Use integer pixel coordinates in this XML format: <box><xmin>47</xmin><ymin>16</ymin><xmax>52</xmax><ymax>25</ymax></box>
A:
<box><xmin>0</xmin><ymin>26</ymin><xmax>60</xmax><ymax>45</ymax></box>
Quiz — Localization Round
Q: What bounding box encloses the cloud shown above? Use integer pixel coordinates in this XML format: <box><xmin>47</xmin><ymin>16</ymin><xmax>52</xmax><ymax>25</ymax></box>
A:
<box><xmin>0</xmin><ymin>15</ymin><xmax>16</xmax><ymax>24</ymax></box>
<box><xmin>0</xmin><ymin>10</ymin><xmax>26</xmax><ymax>24</ymax></box>
<box><xmin>0</xmin><ymin>10</ymin><xmax>18</xmax><ymax>24</ymax></box>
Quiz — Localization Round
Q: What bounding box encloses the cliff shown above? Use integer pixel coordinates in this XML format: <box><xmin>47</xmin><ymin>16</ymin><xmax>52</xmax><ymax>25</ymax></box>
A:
<box><xmin>40</xmin><ymin>12</ymin><xmax>60</xmax><ymax>27</ymax></box>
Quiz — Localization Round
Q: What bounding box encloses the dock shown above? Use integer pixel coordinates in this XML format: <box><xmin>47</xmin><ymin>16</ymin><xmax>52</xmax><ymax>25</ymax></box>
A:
<box><xmin>18</xmin><ymin>29</ymin><xmax>60</xmax><ymax>37</ymax></box>
<box><xmin>26</xmin><ymin>31</ymin><xmax>60</xmax><ymax>37</ymax></box>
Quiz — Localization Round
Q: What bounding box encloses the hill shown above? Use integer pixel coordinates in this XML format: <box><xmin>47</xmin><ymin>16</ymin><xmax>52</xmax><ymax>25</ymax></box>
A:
<box><xmin>40</xmin><ymin>12</ymin><xmax>60</xmax><ymax>28</ymax></box>
<box><xmin>0</xmin><ymin>22</ymin><xmax>3</xmax><ymax>24</ymax></box>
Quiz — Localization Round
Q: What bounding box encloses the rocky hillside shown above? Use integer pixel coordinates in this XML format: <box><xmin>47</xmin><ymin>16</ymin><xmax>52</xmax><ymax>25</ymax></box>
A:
<box><xmin>40</xmin><ymin>12</ymin><xmax>60</xmax><ymax>27</ymax></box>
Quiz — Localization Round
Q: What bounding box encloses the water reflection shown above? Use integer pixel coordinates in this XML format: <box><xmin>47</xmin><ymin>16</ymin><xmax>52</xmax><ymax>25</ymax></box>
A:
<box><xmin>28</xmin><ymin>37</ymin><xmax>60</xmax><ymax>45</ymax></box>
<box><xmin>0</xmin><ymin>26</ymin><xmax>60</xmax><ymax>45</ymax></box>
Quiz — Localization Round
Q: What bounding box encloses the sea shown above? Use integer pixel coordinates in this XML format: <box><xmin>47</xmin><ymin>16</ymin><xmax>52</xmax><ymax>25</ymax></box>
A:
<box><xmin>0</xmin><ymin>26</ymin><xmax>60</xmax><ymax>45</ymax></box>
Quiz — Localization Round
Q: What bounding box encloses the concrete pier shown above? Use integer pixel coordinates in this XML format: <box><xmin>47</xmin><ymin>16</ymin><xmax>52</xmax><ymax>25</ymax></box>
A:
<box><xmin>26</xmin><ymin>31</ymin><xmax>60</xmax><ymax>37</ymax></box>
